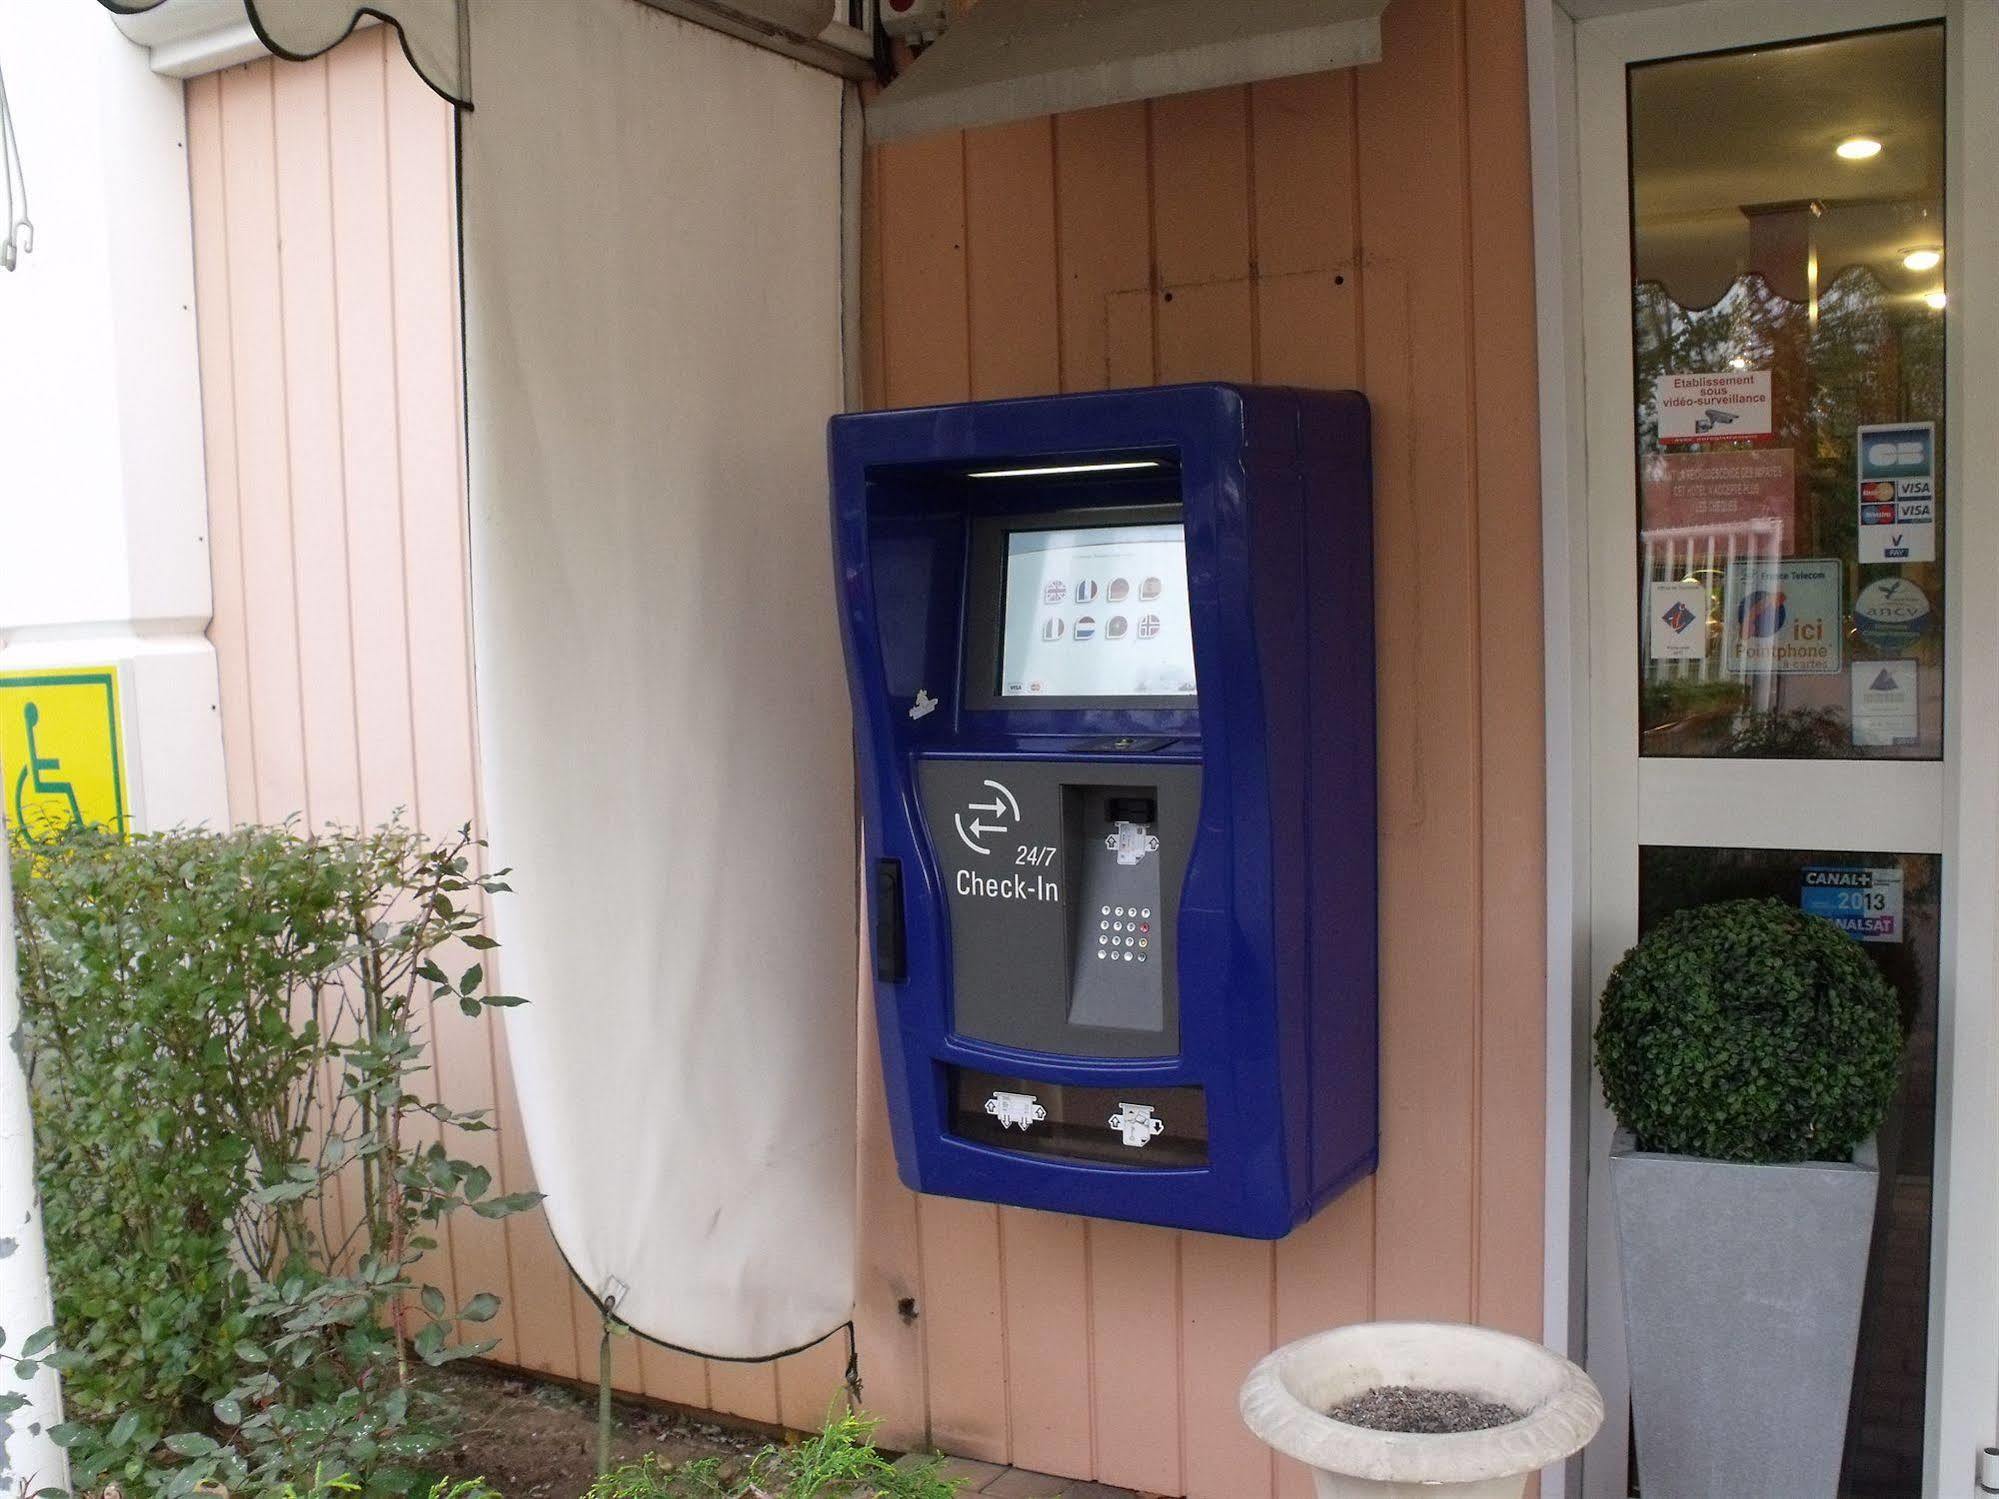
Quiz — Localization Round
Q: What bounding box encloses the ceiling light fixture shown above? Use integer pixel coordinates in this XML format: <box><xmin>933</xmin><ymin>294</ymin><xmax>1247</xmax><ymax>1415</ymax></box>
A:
<box><xmin>967</xmin><ymin>460</ymin><xmax>1164</xmax><ymax>479</ymax></box>
<box><xmin>1836</xmin><ymin>136</ymin><xmax>1883</xmax><ymax>160</ymax></box>
<box><xmin>1925</xmin><ymin>290</ymin><xmax>1948</xmax><ymax>311</ymax></box>
<box><xmin>1903</xmin><ymin>248</ymin><xmax>1942</xmax><ymax>272</ymax></box>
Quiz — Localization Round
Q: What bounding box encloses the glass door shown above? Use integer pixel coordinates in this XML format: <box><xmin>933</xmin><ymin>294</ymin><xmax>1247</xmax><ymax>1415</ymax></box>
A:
<box><xmin>1572</xmin><ymin>3</ymin><xmax>1998</xmax><ymax>1494</ymax></box>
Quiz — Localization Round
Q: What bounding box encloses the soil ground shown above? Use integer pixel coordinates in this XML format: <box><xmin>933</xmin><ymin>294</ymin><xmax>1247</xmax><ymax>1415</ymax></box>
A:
<box><xmin>427</xmin><ymin>1361</ymin><xmax>772</xmax><ymax>1498</ymax></box>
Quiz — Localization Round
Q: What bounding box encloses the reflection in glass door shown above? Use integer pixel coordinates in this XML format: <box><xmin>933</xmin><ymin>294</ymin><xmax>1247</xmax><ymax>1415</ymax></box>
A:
<box><xmin>1579</xmin><ymin>11</ymin><xmax>1958</xmax><ymax>1498</ymax></box>
<box><xmin>1632</xmin><ymin>25</ymin><xmax>1945</xmax><ymax>763</ymax></box>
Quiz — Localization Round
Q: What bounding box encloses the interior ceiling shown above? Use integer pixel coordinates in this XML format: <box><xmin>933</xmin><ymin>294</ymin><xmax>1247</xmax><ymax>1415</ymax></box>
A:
<box><xmin>1630</xmin><ymin>24</ymin><xmax>1944</xmax><ymax>309</ymax></box>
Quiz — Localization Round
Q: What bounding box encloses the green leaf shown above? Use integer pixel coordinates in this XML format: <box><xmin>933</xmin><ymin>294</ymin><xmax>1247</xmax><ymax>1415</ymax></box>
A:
<box><xmin>458</xmin><ymin>963</ymin><xmax>484</xmax><ymax>996</ymax></box>
<box><xmin>163</xmin><ymin>1431</ymin><xmax>220</xmax><ymax>1458</ymax></box>
<box><xmin>18</xmin><ymin>1327</ymin><xmax>55</xmax><ymax>1359</ymax></box>
<box><xmin>459</xmin><ymin>1292</ymin><xmax>501</xmax><ymax>1323</ymax></box>
<box><xmin>470</xmin><ymin>1191</ymin><xmax>544</xmax><ymax>1219</ymax></box>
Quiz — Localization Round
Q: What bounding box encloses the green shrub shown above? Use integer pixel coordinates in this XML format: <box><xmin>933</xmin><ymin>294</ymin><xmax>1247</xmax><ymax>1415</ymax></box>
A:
<box><xmin>1594</xmin><ymin>897</ymin><xmax>1905</xmax><ymax>1163</ymax></box>
<box><xmin>583</xmin><ymin>1411</ymin><xmax>961</xmax><ymax>1498</ymax></box>
<box><xmin>10</xmin><ymin>820</ymin><xmax>539</xmax><ymax>1497</ymax></box>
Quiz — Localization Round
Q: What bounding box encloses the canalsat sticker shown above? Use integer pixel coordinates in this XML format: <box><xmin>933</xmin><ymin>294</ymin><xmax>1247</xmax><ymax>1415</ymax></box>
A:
<box><xmin>1802</xmin><ymin>866</ymin><xmax>1904</xmax><ymax>944</ymax></box>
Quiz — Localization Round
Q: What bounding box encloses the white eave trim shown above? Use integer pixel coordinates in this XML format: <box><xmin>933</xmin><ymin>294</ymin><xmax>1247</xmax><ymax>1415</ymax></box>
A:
<box><xmin>108</xmin><ymin>0</ymin><xmax>282</xmax><ymax>78</ymax></box>
<box><xmin>865</xmin><ymin>0</ymin><xmax>1387</xmax><ymax>144</ymax></box>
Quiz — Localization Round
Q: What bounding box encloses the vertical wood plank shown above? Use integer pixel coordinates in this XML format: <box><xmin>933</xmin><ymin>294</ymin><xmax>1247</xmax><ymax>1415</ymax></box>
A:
<box><xmin>325</xmin><ymin>32</ymin><xmax>421</xmax><ymax>831</ymax></box>
<box><xmin>878</xmin><ymin>131</ymin><xmax>970</xmax><ymax>407</ymax></box>
<box><xmin>269</xmin><ymin>50</ymin><xmax>372</xmax><ymax>1292</ymax></box>
<box><xmin>1179</xmin><ymin>1233</ymin><xmax>1275</xmax><ymax>1499</ymax></box>
<box><xmin>707</xmin><ymin>1355</ymin><xmax>783</xmax><ymax>1425</ymax></box>
<box><xmin>775</xmin><ymin>1333</ymin><xmax>853</xmax><ymax>1433</ymax></box>
<box><xmin>1149</xmin><ymin>88</ymin><xmax>1252</xmax><ymax>290</ymax></box>
<box><xmin>1250</xmin><ymin>72</ymin><xmax>1362</xmax><ymax>392</ymax></box>
<box><xmin>1085</xmin><ymin>1221</ymin><xmax>1182</xmax><ymax>1495</ymax></box>
<box><xmin>1357</xmin><ymin>0</ymin><xmax>1482</xmax><ymax>1325</ymax></box>
<box><xmin>1466</xmin><ymin>0</ymin><xmax>1547</xmax><ymax>1347</ymax></box>
<box><xmin>1052</xmin><ymin>103</ymin><xmax>1151</xmax><ymax>393</ymax></box>
<box><xmin>216</xmin><ymin>64</ymin><xmax>308</xmax><ymax>823</ymax></box>
<box><xmin>271</xmin><ymin>54</ymin><xmax>362</xmax><ymax>829</ymax></box>
<box><xmin>1151</xmin><ymin>89</ymin><xmax>1256</xmax><ymax>383</ymax></box>
<box><xmin>186</xmin><ymin>73</ymin><xmax>256</xmax><ymax>826</ymax></box>
<box><xmin>963</xmin><ymin>119</ymin><xmax>1060</xmax><ymax>400</ymax></box>
<box><xmin>639</xmin><ymin>1339</ymin><xmax>712</xmax><ymax>1410</ymax></box>
<box><xmin>997</xmin><ymin>1209</ymin><xmax>1092</xmax><ymax>1478</ymax></box>
<box><xmin>916</xmin><ymin>1198</ymin><xmax>1009</xmax><ymax>1463</ymax></box>
<box><xmin>851</xmin><ymin>985</ymin><xmax>929</xmax><ymax>1449</ymax></box>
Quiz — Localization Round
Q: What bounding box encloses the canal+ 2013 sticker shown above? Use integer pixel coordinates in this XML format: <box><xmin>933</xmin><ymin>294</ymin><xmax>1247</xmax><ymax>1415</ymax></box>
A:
<box><xmin>1853</xmin><ymin>577</ymin><xmax>1934</xmax><ymax>653</ymax></box>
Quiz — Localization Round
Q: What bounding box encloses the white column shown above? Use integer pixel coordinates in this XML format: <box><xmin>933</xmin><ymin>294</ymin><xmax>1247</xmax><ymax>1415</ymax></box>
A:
<box><xmin>0</xmin><ymin>8</ymin><xmax>225</xmax><ymax>1487</ymax></box>
<box><xmin>0</xmin><ymin>0</ymin><xmax>227</xmax><ymax>833</ymax></box>
<box><xmin>0</xmin><ymin>859</ymin><xmax>64</xmax><ymax>1493</ymax></box>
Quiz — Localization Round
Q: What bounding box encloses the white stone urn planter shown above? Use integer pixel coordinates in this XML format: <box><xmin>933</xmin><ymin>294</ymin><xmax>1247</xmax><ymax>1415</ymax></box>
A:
<box><xmin>1238</xmin><ymin>1321</ymin><xmax>1604</xmax><ymax>1499</ymax></box>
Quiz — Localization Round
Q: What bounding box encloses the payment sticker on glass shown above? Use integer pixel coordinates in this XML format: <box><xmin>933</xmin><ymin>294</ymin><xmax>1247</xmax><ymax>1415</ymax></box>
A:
<box><xmin>1857</xmin><ymin>422</ymin><xmax>1937</xmax><ymax>564</ymax></box>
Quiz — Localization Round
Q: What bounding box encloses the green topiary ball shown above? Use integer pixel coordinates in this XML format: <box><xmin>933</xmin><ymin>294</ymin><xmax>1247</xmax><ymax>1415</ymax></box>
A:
<box><xmin>1595</xmin><ymin>897</ymin><xmax>1905</xmax><ymax>1164</ymax></box>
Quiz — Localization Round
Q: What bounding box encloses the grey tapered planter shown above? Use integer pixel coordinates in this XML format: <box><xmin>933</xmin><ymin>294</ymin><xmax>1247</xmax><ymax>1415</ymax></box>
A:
<box><xmin>1611</xmin><ymin>1132</ymin><xmax>1879</xmax><ymax>1499</ymax></box>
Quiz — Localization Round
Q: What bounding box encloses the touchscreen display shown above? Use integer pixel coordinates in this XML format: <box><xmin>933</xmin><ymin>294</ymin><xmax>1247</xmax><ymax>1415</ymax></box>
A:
<box><xmin>999</xmin><ymin>523</ymin><xmax>1197</xmax><ymax>699</ymax></box>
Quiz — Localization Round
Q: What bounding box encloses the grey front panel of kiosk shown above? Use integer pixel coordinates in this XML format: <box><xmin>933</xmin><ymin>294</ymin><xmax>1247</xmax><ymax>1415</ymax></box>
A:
<box><xmin>917</xmin><ymin>759</ymin><xmax>1199</xmax><ymax>1060</ymax></box>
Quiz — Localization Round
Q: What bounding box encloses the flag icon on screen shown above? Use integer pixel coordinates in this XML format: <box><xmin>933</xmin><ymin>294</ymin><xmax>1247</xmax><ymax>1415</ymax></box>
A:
<box><xmin>1042</xmin><ymin>618</ymin><xmax>1065</xmax><ymax>641</ymax></box>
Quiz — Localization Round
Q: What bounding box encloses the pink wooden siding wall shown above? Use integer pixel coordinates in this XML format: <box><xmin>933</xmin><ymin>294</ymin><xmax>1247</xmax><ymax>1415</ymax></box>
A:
<box><xmin>185</xmin><ymin>0</ymin><xmax>1548</xmax><ymax>1492</ymax></box>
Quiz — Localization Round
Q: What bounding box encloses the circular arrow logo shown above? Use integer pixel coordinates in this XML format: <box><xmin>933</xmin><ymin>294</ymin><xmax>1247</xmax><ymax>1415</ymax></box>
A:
<box><xmin>955</xmin><ymin>779</ymin><xmax>1021</xmax><ymax>856</ymax></box>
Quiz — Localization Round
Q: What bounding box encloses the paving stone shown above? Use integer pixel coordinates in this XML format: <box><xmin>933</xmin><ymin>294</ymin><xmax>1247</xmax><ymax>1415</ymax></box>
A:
<box><xmin>982</xmin><ymin>1470</ymin><xmax>1081</xmax><ymax>1498</ymax></box>
<box><xmin>1052</xmin><ymin>1484</ymin><xmax>1137</xmax><ymax>1498</ymax></box>
<box><xmin>893</xmin><ymin>1452</ymin><xmax>1008</xmax><ymax>1489</ymax></box>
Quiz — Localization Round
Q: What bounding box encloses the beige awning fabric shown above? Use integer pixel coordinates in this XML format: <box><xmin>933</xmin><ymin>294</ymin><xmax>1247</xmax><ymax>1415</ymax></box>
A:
<box><xmin>96</xmin><ymin>0</ymin><xmax>471</xmax><ymax>106</ymax></box>
<box><xmin>866</xmin><ymin>0</ymin><xmax>1388</xmax><ymax>144</ymax></box>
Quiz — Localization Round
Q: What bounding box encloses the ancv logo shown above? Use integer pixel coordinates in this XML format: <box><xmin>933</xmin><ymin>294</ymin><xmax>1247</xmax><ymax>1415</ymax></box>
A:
<box><xmin>1855</xmin><ymin>577</ymin><xmax>1933</xmax><ymax>652</ymax></box>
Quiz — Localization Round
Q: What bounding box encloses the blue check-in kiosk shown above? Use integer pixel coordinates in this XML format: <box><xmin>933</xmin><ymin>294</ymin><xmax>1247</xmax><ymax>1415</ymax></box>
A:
<box><xmin>830</xmin><ymin>384</ymin><xmax>1376</xmax><ymax>1238</ymax></box>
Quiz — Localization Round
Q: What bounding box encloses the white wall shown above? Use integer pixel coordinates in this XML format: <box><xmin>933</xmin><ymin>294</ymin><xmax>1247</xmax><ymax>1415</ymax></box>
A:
<box><xmin>0</xmin><ymin>0</ymin><xmax>225</xmax><ymax>831</ymax></box>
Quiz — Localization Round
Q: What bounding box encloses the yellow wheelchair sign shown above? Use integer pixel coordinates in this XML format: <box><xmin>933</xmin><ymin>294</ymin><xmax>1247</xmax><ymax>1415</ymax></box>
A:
<box><xmin>0</xmin><ymin>667</ymin><xmax>129</xmax><ymax>837</ymax></box>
